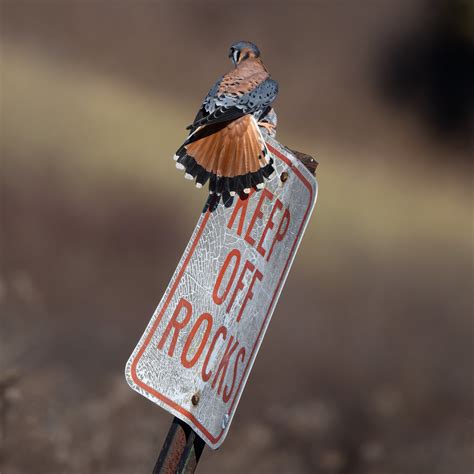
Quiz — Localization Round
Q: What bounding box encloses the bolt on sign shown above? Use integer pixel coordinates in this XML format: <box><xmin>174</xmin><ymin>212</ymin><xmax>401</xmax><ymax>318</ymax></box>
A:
<box><xmin>125</xmin><ymin>136</ymin><xmax>318</xmax><ymax>449</ymax></box>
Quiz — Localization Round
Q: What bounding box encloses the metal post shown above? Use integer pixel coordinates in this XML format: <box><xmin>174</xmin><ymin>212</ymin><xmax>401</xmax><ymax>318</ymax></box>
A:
<box><xmin>153</xmin><ymin>417</ymin><xmax>205</xmax><ymax>474</ymax></box>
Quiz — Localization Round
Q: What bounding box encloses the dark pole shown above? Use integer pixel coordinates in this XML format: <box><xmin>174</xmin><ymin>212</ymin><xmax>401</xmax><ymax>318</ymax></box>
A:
<box><xmin>153</xmin><ymin>417</ymin><xmax>205</xmax><ymax>474</ymax></box>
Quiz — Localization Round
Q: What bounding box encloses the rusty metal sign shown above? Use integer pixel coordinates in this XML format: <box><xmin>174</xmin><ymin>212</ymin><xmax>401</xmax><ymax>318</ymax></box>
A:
<box><xmin>125</xmin><ymin>136</ymin><xmax>318</xmax><ymax>449</ymax></box>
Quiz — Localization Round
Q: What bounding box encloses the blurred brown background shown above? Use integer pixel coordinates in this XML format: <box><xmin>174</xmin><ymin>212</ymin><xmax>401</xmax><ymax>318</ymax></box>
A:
<box><xmin>1</xmin><ymin>1</ymin><xmax>472</xmax><ymax>473</ymax></box>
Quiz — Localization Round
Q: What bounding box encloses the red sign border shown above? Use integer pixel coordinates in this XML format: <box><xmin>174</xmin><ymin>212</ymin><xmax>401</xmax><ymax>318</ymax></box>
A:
<box><xmin>130</xmin><ymin>143</ymin><xmax>315</xmax><ymax>445</ymax></box>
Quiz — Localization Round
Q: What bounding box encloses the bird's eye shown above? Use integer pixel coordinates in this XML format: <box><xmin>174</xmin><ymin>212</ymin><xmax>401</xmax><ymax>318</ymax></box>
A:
<box><xmin>232</xmin><ymin>49</ymin><xmax>240</xmax><ymax>64</ymax></box>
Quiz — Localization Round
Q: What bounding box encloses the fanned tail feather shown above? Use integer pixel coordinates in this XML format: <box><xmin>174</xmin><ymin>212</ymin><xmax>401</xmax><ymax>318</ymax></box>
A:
<box><xmin>174</xmin><ymin>115</ymin><xmax>275</xmax><ymax>213</ymax></box>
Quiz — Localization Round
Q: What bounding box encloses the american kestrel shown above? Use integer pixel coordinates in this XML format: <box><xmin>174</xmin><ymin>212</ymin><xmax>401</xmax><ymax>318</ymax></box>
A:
<box><xmin>173</xmin><ymin>41</ymin><xmax>278</xmax><ymax>212</ymax></box>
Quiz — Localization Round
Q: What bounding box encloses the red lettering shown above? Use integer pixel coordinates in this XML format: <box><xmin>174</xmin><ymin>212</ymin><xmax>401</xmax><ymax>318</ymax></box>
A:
<box><xmin>223</xmin><ymin>347</ymin><xmax>246</xmax><ymax>403</ymax></box>
<box><xmin>181</xmin><ymin>312</ymin><xmax>213</xmax><ymax>368</ymax></box>
<box><xmin>157</xmin><ymin>298</ymin><xmax>192</xmax><ymax>357</ymax></box>
<box><xmin>244</xmin><ymin>188</ymin><xmax>274</xmax><ymax>246</ymax></box>
<box><xmin>212</xmin><ymin>336</ymin><xmax>239</xmax><ymax>396</ymax></box>
<box><xmin>267</xmin><ymin>207</ymin><xmax>290</xmax><ymax>261</ymax></box>
<box><xmin>227</xmin><ymin>192</ymin><xmax>253</xmax><ymax>236</ymax></box>
<box><xmin>257</xmin><ymin>198</ymin><xmax>283</xmax><ymax>257</ymax></box>
<box><xmin>202</xmin><ymin>326</ymin><xmax>227</xmax><ymax>382</ymax></box>
<box><xmin>236</xmin><ymin>268</ymin><xmax>263</xmax><ymax>322</ymax></box>
<box><xmin>226</xmin><ymin>260</ymin><xmax>255</xmax><ymax>314</ymax></box>
<box><xmin>213</xmin><ymin>249</ymin><xmax>241</xmax><ymax>305</ymax></box>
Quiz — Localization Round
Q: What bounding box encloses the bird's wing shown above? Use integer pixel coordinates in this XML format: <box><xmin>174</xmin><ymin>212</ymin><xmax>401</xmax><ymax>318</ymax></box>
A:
<box><xmin>186</xmin><ymin>78</ymin><xmax>278</xmax><ymax>133</ymax></box>
<box><xmin>187</xmin><ymin>64</ymin><xmax>277</xmax><ymax>132</ymax></box>
<box><xmin>189</xmin><ymin>78</ymin><xmax>221</xmax><ymax>130</ymax></box>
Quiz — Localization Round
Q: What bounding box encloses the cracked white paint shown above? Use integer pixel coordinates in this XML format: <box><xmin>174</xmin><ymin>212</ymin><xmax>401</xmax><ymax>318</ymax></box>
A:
<box><xmin>125</xmin><ymin>136</ymin><xmax>318</xmax><ymax>449</ymax></box>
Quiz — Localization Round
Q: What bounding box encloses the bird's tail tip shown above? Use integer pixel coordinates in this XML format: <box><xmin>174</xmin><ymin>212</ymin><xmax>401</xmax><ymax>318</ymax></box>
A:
<box><xmin>202</xmin><ymin>191</ymin><xmax>235</xmax><ymax>214</ymax></box>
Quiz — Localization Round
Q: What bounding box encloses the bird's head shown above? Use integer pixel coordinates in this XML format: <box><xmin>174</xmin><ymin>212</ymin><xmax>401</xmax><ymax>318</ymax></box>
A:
<box><xmin>228</xmin><ymin>41</ymin><xmax>261</xmax><ymax>66</ymax></box>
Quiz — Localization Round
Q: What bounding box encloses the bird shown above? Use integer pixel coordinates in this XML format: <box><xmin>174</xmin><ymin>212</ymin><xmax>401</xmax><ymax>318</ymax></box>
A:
<box><xmin>173</xmin><ymin>41</ymin><xmax>279</xmax><ymax>212</ymax></box>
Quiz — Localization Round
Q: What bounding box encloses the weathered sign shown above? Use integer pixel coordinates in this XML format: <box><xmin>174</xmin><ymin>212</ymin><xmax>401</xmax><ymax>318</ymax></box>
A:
<box><xmin>125</xmin><ymin>136</ymin><xmax>318</xmax><ymax>448</ymax></box>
